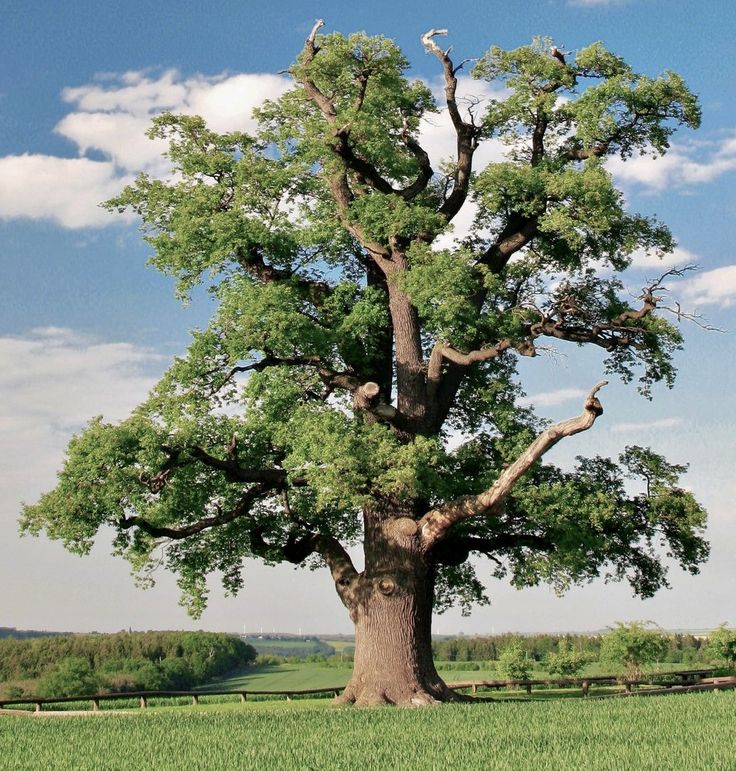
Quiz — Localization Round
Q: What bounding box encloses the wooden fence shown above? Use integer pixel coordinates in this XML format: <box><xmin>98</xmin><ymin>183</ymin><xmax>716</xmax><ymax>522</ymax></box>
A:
<box><xmin>1</xmin><ymin>669</ymin><xmax>733</xmax><ymax>714</ymax></box>
<box><xmin>447</xmin><ymin>668</ymin><xmax>719</xmax><ymax>697</ymax></box>
<box><xmin>0</xmin><ymin>686</ymin><xmax>344</xmax><ymax>713</ymax></box>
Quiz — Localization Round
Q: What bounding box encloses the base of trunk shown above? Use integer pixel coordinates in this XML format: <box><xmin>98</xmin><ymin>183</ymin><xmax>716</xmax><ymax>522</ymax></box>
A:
<box><xmin>336</xmin><ymin>672</ymin><xmax>467</xmax><ymax>707</ymax></box>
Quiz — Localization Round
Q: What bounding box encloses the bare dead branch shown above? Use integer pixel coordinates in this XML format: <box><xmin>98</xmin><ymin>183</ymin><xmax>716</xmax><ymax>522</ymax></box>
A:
<box><xmin>421</xmin><ymin>27</ymin><xmax>479</xmax><ymax>222</ymax></box>
<box><xmin>307</xmin><ymin>19</ymin><xmax>325</xmax><ymax>49</ymax></box>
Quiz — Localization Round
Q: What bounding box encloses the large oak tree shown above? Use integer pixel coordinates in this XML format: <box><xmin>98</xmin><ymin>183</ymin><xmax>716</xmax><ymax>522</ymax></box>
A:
<box><xmin>23</xmin><ymin>23</ymin><xmax>709</xmax><ymax>705</ymax></box>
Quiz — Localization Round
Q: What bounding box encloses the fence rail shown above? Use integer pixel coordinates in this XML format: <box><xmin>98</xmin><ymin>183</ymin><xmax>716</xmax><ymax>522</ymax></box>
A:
<box><xmin>0</xmin><ymin>685</ymin><xmax>345</xmax><ymax>713</ymax></box>
<box><xmin>1</xmin><ymin>669</ymin><xmax>731</xmax><ymax>714</ymax></box>
<box><xmin>447</xmin><ymin>668</ymin><xmax>722</xmax><ymax>696</ymax></box>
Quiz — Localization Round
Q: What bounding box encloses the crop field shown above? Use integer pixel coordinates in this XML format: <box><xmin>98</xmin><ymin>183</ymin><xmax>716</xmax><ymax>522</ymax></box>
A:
<box><xmin>2</xmin><ymin>691</ymin><xmax>734</xmax><ymax>770</ymax></box>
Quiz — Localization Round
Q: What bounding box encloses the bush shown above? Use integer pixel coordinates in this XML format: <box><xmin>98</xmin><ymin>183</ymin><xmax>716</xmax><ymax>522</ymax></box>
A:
<box><xmin>600</xmin><ymin>622</ymin><xmax>668</xmax><ymax>679</ymax></box>
<box><xmin>707</xmin><ymin>625</ymin><xmax>736</xmax><ymax>668</ymax></box>
<box><xmin>498</xmin><ymin>643</ymin><xmax>532</xmax><ymax>681</ymax></box>
<box><xmin>37</xmin><ymin>657</ymin><xmax>99</xmax><ymax>698</ymax></box>
<box><xmin>546</xmin><ymin>640</ymin><xmax>588</xmax><ymax>677</ymax></box>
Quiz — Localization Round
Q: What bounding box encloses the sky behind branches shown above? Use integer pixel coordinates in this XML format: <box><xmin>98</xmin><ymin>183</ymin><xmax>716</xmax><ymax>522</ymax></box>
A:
<box><xmin>1</xmin><ymin>0</ymin><xmax>734</xmax><ymax>635</ymax></box>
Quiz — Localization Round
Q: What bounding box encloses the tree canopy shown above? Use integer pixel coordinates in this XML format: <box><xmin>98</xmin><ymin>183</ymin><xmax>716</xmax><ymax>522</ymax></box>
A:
<box><xmin>21</xmin><ymin>23</ymin><xmax>709</xmax><ymax>704</ymax></box>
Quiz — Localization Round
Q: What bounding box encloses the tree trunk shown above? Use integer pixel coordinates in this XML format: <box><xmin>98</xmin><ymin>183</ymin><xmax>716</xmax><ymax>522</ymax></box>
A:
<box><xmin>336</xmin><ymin>505</ymin><xmax>460</xmax><ymax>706</ymax></box>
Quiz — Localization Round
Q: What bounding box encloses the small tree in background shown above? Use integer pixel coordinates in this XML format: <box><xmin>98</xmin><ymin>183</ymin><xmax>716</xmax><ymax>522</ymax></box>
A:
<box><xmin>546</xmin><ymin>639</ymin><xmax>588</xmax><ymax>677</ymax></box>
<box><xmin>707</xmin><ymin>624</ymin><xmax>736</xmax><ymax>669</ymax></box>
<box><xmin>498</xmin><ymin>641</ymin><xmax>532</xmax><ymax>680</ymax></box>
<box><xmin>600</xmin><ymin>622</ymin><xmax>668</xmax><ymax>680</ymax></box>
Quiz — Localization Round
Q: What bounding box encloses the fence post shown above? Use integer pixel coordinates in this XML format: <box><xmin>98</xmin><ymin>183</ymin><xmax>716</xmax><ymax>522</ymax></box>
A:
<box><xmin>240</xmin><ymin>693</ymin><xmax>247</xmax><ymax>703</ymax></box>
<box><xmin>191</xmin><ymin>695</ymin><xmax>199</xmax><ymax>706</ymax></box>
<box><xmin>92</xmin><ymin>699</ymin><xmax>100</xmax><ymax>711</ymax></box>
<box><xmin>581</xmin><ymin>680</ymin><xmax>589</xmax><ymax>697</ymax></box>
<box><xmin>525</xmin><ymin>683</ymin><xmax>532</xmax><ymax>696</ymax></box>
<box><xmin>140</xmin><ymin>696</ymin><xmax>147</xmax><ymax>709</ymax></box>
<box><xmin>35</xmin><ymin>702</ymin><xmax>42</xmax><ymax>713</ymax></box>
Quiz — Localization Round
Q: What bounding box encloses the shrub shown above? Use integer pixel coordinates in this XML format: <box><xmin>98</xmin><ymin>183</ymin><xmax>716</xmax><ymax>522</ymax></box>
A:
<box><xmin>707</xmin><ymin>625</ymin><xmax>736</xmax><ymax>668</ymax></box>
<box><xmin>498</xmin><ymin>643</ymin><xmax>532</xmax><ymax>680</ymax></box>
<box><xmin>37</xmin><ymin>657</ymin><xmax>99</xmax><ymax>698</ymax></box>
<box><xmin>600</xmin><ymin>622</ymin><xmax>668</xmax><ymax>679</ymax></box>
<box><xmin>546</xmin><ymin>640</ymin><xmax>588</xmax><ymax>677</ymax></box>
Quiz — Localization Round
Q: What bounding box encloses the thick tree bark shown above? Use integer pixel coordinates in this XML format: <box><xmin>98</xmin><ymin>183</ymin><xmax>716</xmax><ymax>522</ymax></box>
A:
<box><xmin>338</xmin><ymin>570</ymin><xmax>456</xmax><ymax>706</ymax></box>
<box><xmin>336</xmin><ymin>502</ymin><xmax>460</xmax><ymax>706</ymax></box>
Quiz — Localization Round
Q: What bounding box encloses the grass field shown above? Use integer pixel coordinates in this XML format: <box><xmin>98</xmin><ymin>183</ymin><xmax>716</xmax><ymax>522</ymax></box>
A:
<box><xmin>2</xmin><ymin>691</ymin><xmax>734</xmax><ymax>769</ymax></box>
<box><xmin>200</xmin><ymin>660</ymin><xmax>692</xmax><ymax>694</ymax></box>
<box><xmin>199</xmin><ymin>662</ymin><xmax>350</xmax><ymax>691</ymax></box>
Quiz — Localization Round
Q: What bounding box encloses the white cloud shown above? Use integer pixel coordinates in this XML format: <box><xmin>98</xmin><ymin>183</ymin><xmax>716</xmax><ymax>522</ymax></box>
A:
<box><xmin>0</xmin><ymin>327</ymin><xmax>164</xmax><ymax>460</ymax></box>
<box><xmin>55</xmin><ymin>112</ymin><xmax>169</xmax><ymax>175</ymax></box>
<box><xmin>607</xmin><ymin>133</ymin><xmax>736</xmax><ymax>192</ymax></box>
<box><xmin>519</xmin><ymin>388</ymin><xmax>588</xmax><ymax>408</ymax></box>
<box><xmin>611</xmin><ymin>417</ymin><xmax>683</xmax><ymax>434</ymax></box>
<box><xmin>628</xmin><ymin>245</ymin><xmax>699</xmax><ymax>271</ymax></box>
<box><xmin>0</xmin><ymin>70</ymin><xmax>291</xmax><ymax>228</ymax></box>
<box><xmin>680</xmin><ymin>265</ymin><xmax>736</xmax><ymax>308</ymax></box>
<box><xmin>0</xmin><ymin>154</ymin><xmax>134</xmax><ymax>228</ymax></box>
<box><xmin>183</xmin><ymin>73</ymin><xmax>289</xmax><ymax>134</ymax></box>
<box><xmin>62</xmin><ymin>69</ymin><xmax>189</xmax><ymax>116</ymax></box>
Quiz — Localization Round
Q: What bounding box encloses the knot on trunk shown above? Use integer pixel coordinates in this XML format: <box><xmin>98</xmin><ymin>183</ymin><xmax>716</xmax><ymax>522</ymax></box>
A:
<box><xmin>384</xmin><ymin>516</ymin><xmax>419</xmax><ymax>541</ymax></box>
<box><xmin>376</xmin><ymin>576</ymin><xmax>396</xmax><ymax>595</ymax></box>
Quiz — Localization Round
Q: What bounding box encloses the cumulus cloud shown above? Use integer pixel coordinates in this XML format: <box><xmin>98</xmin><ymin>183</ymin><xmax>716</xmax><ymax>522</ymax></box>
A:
<box><xmin>628</xmin><ymin>245</ymin><xmax>699</xmax><ymax>271</ymax></box>
<box><xmin>0</xmin><ymin>70</ymin><xmax>291</xmax><ymax>229</ymax></box>
<box><xmin>611</xmin><ymin>417</ymin><xmax>683</xmax><ymax>434</ymax></box>
<box><xmin>607</xmin><ymin>134</ymin><xmax>736</xmax><ymax>193</ymax></box>
<box><xmin>0</xmin><ymin>154</ymin><xmax>134</xmax><ymax>228</ymax></box>
<box><xmin>518</xmin><ymin>388</ymin><xmax>588</xmax><ymax>408</ymax></box>
<box><xmin>680</xmin><ymin>265</ymin><xmax>736</xmax><ymax>308</ymax></box>
<box><xmin>0</xmin><ymin>327</ymin><xmax>164</xmax><ymax>467</ymax></box>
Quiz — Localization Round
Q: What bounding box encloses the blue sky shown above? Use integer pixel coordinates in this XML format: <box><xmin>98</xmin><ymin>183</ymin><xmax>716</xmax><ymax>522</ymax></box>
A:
<box><xmin>1</xmin><ymin>0</ymin><xmax>734</xmax><ymax>635</ymax></box>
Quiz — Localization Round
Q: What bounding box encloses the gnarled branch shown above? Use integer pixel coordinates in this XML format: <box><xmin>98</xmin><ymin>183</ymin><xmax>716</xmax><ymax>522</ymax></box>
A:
<box><xmin>422</xmin><ymin>28</ymin><xmax>479</xmax><ymax>222</ymax></box>
<box><xmin>119</xmin><ymin>484</ymin><xmax>273</xmax><ymax>539</ymax></box>
<box><xmin>432</xmin><ymin>532</ymin><xmax>557</xmax><ymax>566</ymax></box>
<box><xmin>419</xmin><ymin>381</ymin><xmax>608</xmax><ymax>549</ymax></box>
<box><xmin>250</xmin><ymin>528</ymin><xmax>358</xmax><ymax>595</ymax></box>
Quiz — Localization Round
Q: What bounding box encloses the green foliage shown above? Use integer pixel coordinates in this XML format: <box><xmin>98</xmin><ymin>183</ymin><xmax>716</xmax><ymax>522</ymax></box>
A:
<box><xmin>498</xmin><ymin>641</ymin><xmax>533</xmax><ymax>680</ymax></box>
<box><xmin>546</xmin><ymin>640</ymin><xmax>589</xmax><ymax>677</ymax></box>
<box><xmin>599</xmin><ymin>622</ymin><xmax>669</xmax><ymax>678</ymax></box>
<box><xmin>707</xmin><ymin>625</ymin><xmax>736</xmax><ymax>667</ymax></box>
<box><xmin>0</xmin><ymin>631</ymin><xmax>256</xmax><ymax>695</ymax></box>
<box><xmin>37</xmin><ymin>657</ymin><xmax>99</xmax><ymax>698</ymax></box>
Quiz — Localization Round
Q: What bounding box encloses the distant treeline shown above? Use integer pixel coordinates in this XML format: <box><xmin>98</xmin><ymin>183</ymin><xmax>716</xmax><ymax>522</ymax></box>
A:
<box><xmin>243</xmin><ymin>636</ymin><xmax>335</xmax><ymax>658</ymax></box>
<box><xmin>432</xmin><ymin>633</ymin><xmax>709</xmax><ymax>664</ymax></box>
<box><xmin>0</xmin><ymin>627</ymin><xmax>68</xmax><ymax>640</ymax></box>
<box><xmin>0</xmin><ymin>631</ymin><xmax>256</xmax><ymax>698</ymax></box>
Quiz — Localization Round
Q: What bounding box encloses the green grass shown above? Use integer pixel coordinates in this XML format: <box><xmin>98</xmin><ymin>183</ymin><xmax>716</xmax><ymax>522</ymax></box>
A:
<box><xmin>202</xmin><ymin>660</ymin><xmax>694</xmax><ymax>694</ymax></box>
<box><xmin>1</xmin><ymin>691</ymin><xmax>734</xmax><ymax>769</ymax></box>
<box><xmin>198</xmin><ymin>663</ymin><xmax>350</xmax><ymax>692</ymax></box>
